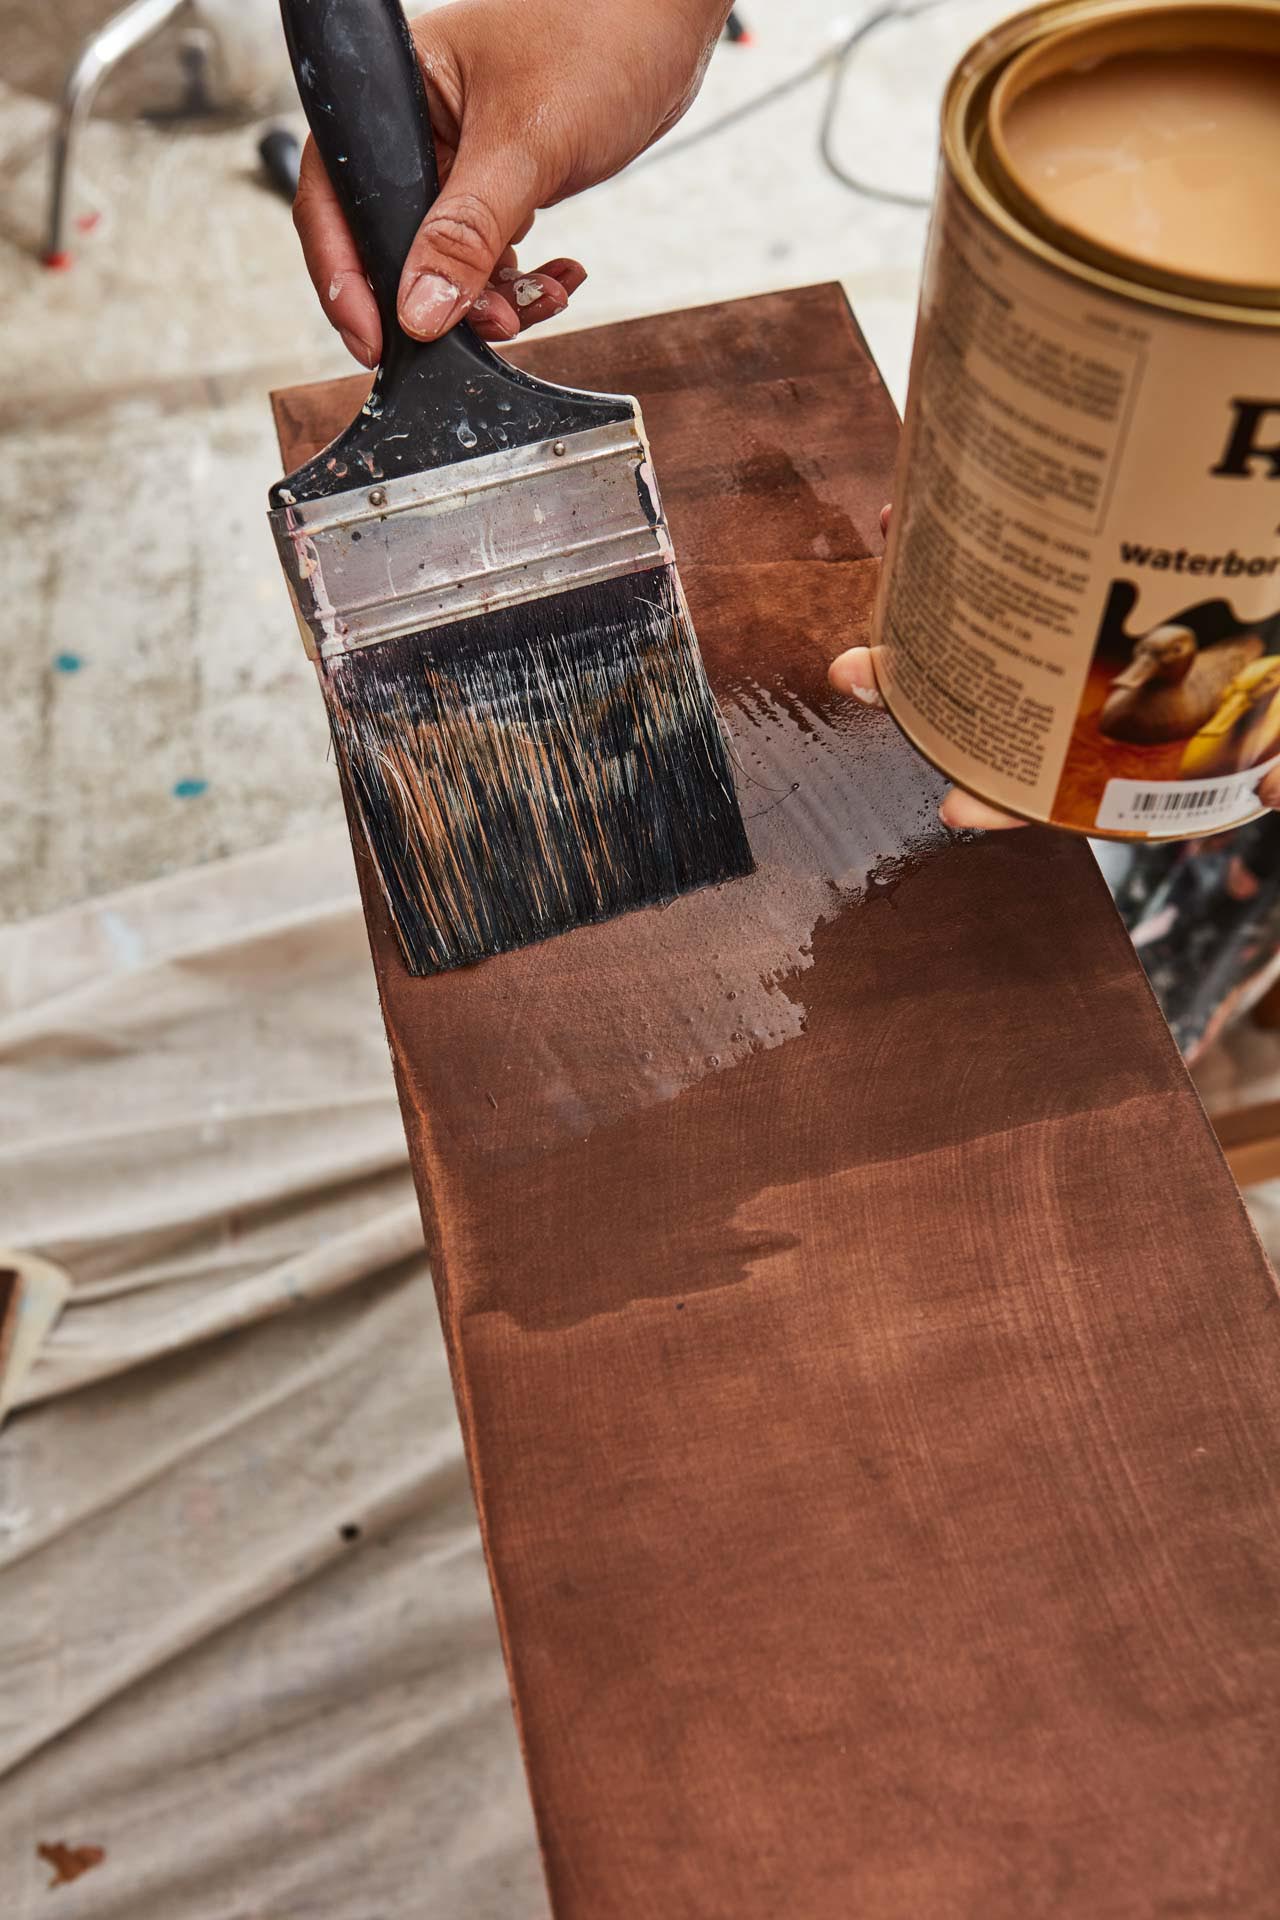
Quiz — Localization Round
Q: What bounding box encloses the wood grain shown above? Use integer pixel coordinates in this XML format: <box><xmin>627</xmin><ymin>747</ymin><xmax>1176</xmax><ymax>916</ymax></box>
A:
<box><xmin>273</xmin><ymin>285</ymin><xmax>1280</xmax><ymax>1920</ymax></box>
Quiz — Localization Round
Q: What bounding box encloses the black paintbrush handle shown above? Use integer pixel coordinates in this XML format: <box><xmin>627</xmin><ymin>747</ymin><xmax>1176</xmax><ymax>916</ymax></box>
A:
<box><xmin>279</xmin><ymin>0</ymin><xmax>436</xmax><ymax>346</ymax></box>
<box><xmin>273</xmin><ymin>0</ymin><xmax>630</xmax><ymax>506</ymax></box>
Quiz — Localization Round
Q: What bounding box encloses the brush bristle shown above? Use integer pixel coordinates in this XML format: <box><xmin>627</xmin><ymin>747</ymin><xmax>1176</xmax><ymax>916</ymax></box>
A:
<box><xmin>323</xmin><ymin>568</ymin><xmax>753</xmax><ymax>975</ymax></box>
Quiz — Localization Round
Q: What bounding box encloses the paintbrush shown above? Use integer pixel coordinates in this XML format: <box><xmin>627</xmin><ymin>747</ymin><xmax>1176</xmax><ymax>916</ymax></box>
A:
<box><xmin>269</xmin><ymin>0</ymin><xmax>752</xmax><ymax>976</ymax></box>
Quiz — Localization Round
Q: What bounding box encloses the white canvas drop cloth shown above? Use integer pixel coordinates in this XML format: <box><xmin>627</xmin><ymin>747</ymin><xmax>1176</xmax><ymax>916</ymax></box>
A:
<box><xmin>0</xmin><ymin>830</ymin><xmax>546</xmax><ymax>1918</ymax></box>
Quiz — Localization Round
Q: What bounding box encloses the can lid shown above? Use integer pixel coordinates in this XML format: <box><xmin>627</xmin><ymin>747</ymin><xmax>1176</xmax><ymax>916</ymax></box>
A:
<box><xmin>986</xmin><ymin>1</ymin><xmax>1280</xmax><ymax>310</ymax></box>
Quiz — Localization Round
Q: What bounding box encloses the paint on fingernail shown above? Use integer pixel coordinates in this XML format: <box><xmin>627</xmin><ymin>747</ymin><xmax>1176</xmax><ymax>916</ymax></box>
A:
<box><xmin>327</xmin><ymin>274</ymin><xmax>343</xmax><ymax>303</ymax></box>
<box><xmin>847</xmin><ymin>680</ymin><xmax>883</xmax><ymax>707</ymax></box>
<box><xmin>833</xmin><ymin>667</ymin><xmax>883</xmax><ymax>706</ymax></box>
<box><xmin>470</xmin><ymin>293</ymin><xmax>516</xmax><ymax>337</ymax></box>
<box><xmin>400</xmin><ymin>272</ymin><xmax>461</xmax><ymax>336</ymax></box>
<box><xmin>513</xmin><ymin>278</ymin><xmax>542</xmax><ymax>308</ymax></box>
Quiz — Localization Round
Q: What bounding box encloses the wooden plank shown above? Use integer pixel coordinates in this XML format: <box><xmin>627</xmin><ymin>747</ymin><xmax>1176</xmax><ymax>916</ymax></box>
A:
<box><xmin>273</xmin><ymin>285</ymin><xmax>1280</xmax><ymax>1920</ymax></box>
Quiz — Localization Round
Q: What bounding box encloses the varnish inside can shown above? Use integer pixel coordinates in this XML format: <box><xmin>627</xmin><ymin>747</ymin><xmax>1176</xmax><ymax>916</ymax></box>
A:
<box><xmin>988</xmin><ymin>5</ymin><xmax>1280</xmax><ymax>303</ymax></box>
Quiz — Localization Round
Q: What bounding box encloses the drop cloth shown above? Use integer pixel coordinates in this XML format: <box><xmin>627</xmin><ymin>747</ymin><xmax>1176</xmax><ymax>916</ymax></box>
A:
<box><xmin>0</xmin><ymin>829</ymin><xmax>546</xmax><ymax>1918</ymax></box>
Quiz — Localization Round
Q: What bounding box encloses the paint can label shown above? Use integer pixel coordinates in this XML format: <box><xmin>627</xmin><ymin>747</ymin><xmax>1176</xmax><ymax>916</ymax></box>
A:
<box><xmin>874</xmin><ymin>175</ymin><xmax>1280</xmax><ymax>837</ymax></box>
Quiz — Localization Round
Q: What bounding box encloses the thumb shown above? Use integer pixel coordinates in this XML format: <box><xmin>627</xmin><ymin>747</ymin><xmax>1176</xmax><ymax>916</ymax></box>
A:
<box><xmin>397</xmin><ymin>138</ymin><xmax>538</xmax><ymax>341</ymax></box>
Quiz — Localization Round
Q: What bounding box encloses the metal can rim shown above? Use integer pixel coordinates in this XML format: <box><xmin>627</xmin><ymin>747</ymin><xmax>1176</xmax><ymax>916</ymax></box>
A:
<box><xmin>943</xmin><ymin>0</ymin><xmax>1280</xmax><ymax>330</ymax></box>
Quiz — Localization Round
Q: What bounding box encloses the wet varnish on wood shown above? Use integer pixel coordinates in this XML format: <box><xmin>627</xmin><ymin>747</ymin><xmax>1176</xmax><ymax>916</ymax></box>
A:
<box><xmin>273</xmin><ymin>285</ymin><xmax>1280</xmax><ymax>1920</ymax></box>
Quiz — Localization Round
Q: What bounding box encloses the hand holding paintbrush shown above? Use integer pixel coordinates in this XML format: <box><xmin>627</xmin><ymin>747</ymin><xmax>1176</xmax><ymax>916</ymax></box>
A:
<box><xmin>290</xmin><ymin>0</ymin><xmax>737</xmax><ymax>365</ymax></box>
<box><xmin>270</xmin><ymin>0</ymin><xmax>751</xmax><ymax>976</ymax></box>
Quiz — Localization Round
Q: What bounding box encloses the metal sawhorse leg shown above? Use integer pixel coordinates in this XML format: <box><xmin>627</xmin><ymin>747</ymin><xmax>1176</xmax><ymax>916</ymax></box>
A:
<box><xmin>45</xmin><ymin>0</ymin><xmax>189</xmax><ymax>266</ymax></box>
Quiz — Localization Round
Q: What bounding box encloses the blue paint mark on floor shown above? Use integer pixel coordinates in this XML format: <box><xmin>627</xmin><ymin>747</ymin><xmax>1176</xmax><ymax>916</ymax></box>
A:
<box><xmin>54</xmin><ymin>652</ymin><xmax>84</xmax><ymax>673</ymax></box>
<box><xmin>172</xmin><ymin>778</ymin><xmax>209</xmax><ymax>799</ymax></box>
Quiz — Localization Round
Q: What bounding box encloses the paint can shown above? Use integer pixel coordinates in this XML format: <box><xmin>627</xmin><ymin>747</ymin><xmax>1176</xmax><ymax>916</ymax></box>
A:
<box><xmin>872</xmin><ymin>0</ymin><xmax>1280</xmax><ymax>838</ymax></box>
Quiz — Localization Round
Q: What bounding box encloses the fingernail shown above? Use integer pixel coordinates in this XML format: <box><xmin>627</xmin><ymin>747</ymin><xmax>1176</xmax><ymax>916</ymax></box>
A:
<box><xmin>400</xmin><ymin>271</ymin><xmax>463</xmax><ymax>338</ymax></box>
<box><xmin>828</xmin><ymin>652</ymin><xmax>883</xmax><ymax>705</ymax></box>
<box><xmin>471</xmin><ymin>290</ymin><xmax>517</xmax><ymax>338</ymax></box>
<box><xmin>540</xmin><ymin>259</ymin><xmax>587</xmax><ymax>294</ymax></box>
<box><xmin>339</xmin><ymin>327</ymin><xmax>377</xmax><ymax>369</ymax></box>
<box><xmin>846</xmin><ymin>675</ymin><xmax>883</xmax><ymax>707</ymax></box>
<box><xmin>833</xmin><ymin>661</ymin><xmax>883</xmax><ymax>706</ymax></box>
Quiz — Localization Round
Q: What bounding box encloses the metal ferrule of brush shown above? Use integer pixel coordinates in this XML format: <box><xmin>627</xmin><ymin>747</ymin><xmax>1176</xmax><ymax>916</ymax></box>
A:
<box><xmin>269</xmin><ymin>417</ymin><xmax>674</xmax><ymax>665</ymax></box>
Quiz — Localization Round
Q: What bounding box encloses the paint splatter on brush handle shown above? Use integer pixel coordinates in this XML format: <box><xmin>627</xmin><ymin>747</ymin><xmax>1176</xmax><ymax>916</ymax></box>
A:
<box><xmin>279</xmin><ymin>0</ymin><xmax>437</xmax><ymax>334</ymax></box>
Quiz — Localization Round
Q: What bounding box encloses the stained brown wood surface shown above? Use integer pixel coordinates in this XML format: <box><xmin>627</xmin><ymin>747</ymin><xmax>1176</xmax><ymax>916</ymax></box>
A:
<box><xmin>273</xmin><ymin>286</ymin><xmax>1280</xmax><ymax>1920</ymax></box>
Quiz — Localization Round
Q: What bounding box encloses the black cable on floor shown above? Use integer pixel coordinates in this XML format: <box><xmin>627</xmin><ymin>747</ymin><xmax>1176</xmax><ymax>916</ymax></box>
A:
<box><xmin>816</xmin><ymin>2</ymin><xmax>955</xmax><ymax>209</ymax></box>
<box><xmin>627</xmin><ymin>1</ymin><xmax>959</xmax><ymax>210</ymax></box>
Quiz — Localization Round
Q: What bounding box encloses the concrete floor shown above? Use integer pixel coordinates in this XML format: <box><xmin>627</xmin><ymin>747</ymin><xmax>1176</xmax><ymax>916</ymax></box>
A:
<box><xmin>1</xmin><ymin>0</ymin><xmax>1020</xmax><ymax>920</ymax></box>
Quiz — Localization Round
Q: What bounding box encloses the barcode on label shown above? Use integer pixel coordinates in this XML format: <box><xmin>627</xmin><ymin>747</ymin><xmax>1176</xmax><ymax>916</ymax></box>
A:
<box><xmin>1131</xmin><ymin>786</ymin><xmax>1241</xmax><ymax>815</ymax></box>
<box><xmin>1096</xmin><ymin>757</ymin><xmax>1280</xmax><ymax>836</ymax></box>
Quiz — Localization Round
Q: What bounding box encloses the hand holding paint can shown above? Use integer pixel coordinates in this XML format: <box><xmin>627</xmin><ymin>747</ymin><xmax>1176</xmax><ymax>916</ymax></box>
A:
<box><xmin>867</xmin><ymin>0</ymin><xmax>1280</xmax><ymax>841</ymax></box>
